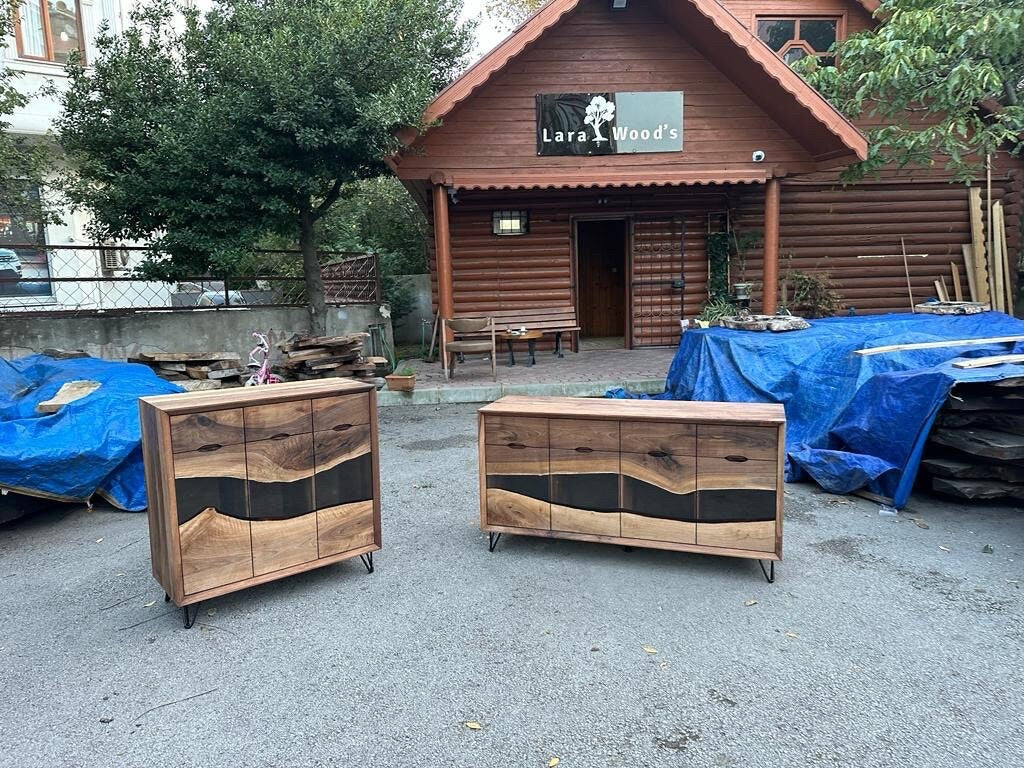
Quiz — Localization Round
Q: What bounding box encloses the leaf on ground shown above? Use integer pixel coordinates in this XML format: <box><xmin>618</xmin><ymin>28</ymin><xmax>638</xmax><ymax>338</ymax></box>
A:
<box><xmin>464</xmin><ymin>721</ymin><xmax>482</xmax><ymax>730</ymax></box>
<box><xmin>982</xmin><ymin>544</ymin><xmax>994</xmax><ymax>554</ymax></box>
<box><xmin>143</xmin><ymin>600</ymin><xmax>156</xmax><ymax>608</ymax></box>
<box><xmin>642</xmin><ymin>645</ymin><xmax>658</xmax><ymax>654</ymax></box>
<box><xmin>548</xmin><ymin>759</ymin><xmax>560</xmax><ymax>767</ymax></box>
<box><xmin>939</xmin><ymin>546</ymin><xmax>951</xmax><ymax>552</ymax></box>
<box><xmin>95</xmin><ymin>538</ymin><xmax>104</xmax><ymax>543</ymax></box>
<box><xmin>785</xmin><ymin>631</ymin><xmax>798</xmax><ymax>639</ymax></box>
<box><xmin>912</xmin><ymin>519</ymin><xmax>929</xmax><ymax>529</ymax></box>
<box><xmin>744</xmin><ymin>599</ymin><xmax>758</xmax><ymax>606</ymax></box>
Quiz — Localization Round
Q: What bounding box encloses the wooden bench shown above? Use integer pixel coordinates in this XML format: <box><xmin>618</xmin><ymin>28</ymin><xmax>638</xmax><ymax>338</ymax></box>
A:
<box><xmin>454</xmin><ymin>306</ymin><xmax>580</xmax><ymax>357</ymax></box>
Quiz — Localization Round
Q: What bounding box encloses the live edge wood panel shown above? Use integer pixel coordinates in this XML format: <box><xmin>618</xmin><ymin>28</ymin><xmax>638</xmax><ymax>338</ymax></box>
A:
<box><xmin>479</xmin><ymin>396</ymin><xmax>785</xmax><ymax>562</ymax></box>
<box><xmin>139</xmin><ymin>380</ymin><xmax>381</xmax><ymax>606</ymax></box>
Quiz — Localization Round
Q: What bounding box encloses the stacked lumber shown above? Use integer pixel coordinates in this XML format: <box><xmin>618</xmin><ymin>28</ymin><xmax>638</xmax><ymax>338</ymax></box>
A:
<box><xmin>129</xmin><ymin>351</ymin><xmax>245</xmax><ymax>389</ymax></box>
<box><xmin>276</xmin><ymin>333</ymin><xmax>384</xmax><ymax>379</ymax></box>
<box><xmin>921</xmin><ymin>376</ymin><xmax>1024</xmax><ymax>501</ymax></box>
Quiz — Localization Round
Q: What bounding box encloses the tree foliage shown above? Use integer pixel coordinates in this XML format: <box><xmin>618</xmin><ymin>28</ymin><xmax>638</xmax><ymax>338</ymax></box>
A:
<box><xmin>802</xmin><ymin>0</ymin><xmax>1024</xmax><ymax>182</ymax></box>
<box><xmin>56</xmin><ymin>0</ymin><xmax>470</xmax><ymax>332</ymax></box>
<box><xmin>0</xmin><ymin>3</ymin><xmax>56</xmax><ymax>227</ymax></box>
<box><xmin>483</xmin><ymin>0</ymin><xmax>546</xmax><ymax>32</ymax></box>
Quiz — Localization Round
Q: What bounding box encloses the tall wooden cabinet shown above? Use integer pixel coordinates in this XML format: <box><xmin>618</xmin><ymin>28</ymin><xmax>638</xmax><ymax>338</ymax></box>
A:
<box><xmin>139</xmin><ymin>380</ymin><xmax>380</xmax><ymax>622</ymax></box>
<box><xmin>478</xmin><ymin>396</ymin><xmax>785</xmax><ymax>579</ymax></box>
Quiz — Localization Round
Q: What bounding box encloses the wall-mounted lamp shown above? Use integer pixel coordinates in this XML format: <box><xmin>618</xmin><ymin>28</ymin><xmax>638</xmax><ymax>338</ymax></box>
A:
<box><xmin>492</xmin><ymin>210</ymin><xmax>529</xmax><ymax>236</ymax></box>
<box><xmin>611</xmin><ymin>0</ymin><xmax>628</xmax><ymax>9</ymax></box>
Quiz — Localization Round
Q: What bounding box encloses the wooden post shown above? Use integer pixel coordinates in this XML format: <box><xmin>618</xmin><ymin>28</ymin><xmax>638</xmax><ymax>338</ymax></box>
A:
<box><xmin>762</xmin><ymin>178</ymin><xmax>781</xmax><ymax>315</ymax></box>
<box><xmin>432</xmin><ymin>183</ymin><xmax>455</xmax><ymax>330</ymax></box>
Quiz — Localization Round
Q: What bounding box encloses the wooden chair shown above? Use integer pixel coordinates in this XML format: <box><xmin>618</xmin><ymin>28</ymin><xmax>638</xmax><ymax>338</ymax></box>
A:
<box><xmin>442</xmin><ymin>317</ymin><xmax>497</xmax><ymax>381</ymax></box>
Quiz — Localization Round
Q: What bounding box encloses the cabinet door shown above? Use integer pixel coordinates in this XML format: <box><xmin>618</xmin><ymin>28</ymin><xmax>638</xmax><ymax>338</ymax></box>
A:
<box><xmin>550</xmin><ymin>448</ymin><xmax>620</xmax><ymax>536</ymax></box>
<box><xmin>620</xmin><ymin>450</ymin><xmax>696</xmax><ymax>544</ymax></box>
<box><xmin>172</xmin><ymin>444</ymin><xmax>252</xmax><ymax>595</ymax></box>
<box><xmin>485</xmin><ymin>444</ymin><xmax>550</xmax><ymax>530</ymax></box>
<box><xmin>313</xmin><ymin>424</ymin><xmax>373</xmax><ymax>510</ymax></box>
<box><xmin>696</xmin><ymin>454</ymin><xmax>778</xmax><ymax>553</ymax></box>
<box><xmin>318</xmin><ymin>500</ymin><xmax>376</xmax><ymax>558</ymax></box>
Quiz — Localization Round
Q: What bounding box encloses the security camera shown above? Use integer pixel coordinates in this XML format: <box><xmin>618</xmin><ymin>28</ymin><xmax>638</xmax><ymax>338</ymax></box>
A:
<box><xmin>752</xmin><ymin>150</ymin><xmax>766</xmax><ymax>163</ymax></box>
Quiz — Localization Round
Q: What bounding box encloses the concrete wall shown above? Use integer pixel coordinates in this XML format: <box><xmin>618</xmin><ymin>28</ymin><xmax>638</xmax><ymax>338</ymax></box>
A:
<box><xmin>393</xmin><ymin>274</ymin><xmax>433</xmax><ymax>345</ymax></box>
<box><xmin>0</xmin><ymin>304</ymin><xmax>392</xmax><ymax>364</ymax></box>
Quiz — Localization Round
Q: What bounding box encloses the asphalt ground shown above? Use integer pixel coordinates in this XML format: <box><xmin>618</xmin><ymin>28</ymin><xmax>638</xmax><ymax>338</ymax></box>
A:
<box><xmin>1</xmin><ymin>402</ymin><xmax>1022</xmax><ymax>767</ymax></box>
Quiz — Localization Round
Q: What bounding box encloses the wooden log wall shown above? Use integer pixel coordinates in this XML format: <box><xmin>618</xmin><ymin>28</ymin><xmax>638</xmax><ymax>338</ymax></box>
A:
<box><xmin>731</xmin><ymin>175</ymin><xmax>1021</xmax><ymax>314</ymax></box>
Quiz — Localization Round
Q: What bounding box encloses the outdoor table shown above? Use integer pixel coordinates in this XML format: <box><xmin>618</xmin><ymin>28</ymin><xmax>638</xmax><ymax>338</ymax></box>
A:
<box><xmin>499</xmin><ymin>329</ymin><xmax>544</xmax><ymax>366</ymax></box>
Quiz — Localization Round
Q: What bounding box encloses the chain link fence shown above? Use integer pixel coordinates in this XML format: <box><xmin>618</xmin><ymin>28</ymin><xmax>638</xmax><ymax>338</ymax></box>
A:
<box><xmin>0</xmin><ymin>244</ymin><xmax>380</xmax><ymax>317</ymax></box>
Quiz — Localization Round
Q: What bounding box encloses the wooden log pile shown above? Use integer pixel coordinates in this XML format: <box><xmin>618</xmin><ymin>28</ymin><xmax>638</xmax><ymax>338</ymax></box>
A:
<box><xmin>276</xmin><ymin>333</ymin><xmax>385</xmax><ymax>379</ymax></box>
<box><xmin>921</xmin><ymin>376</ymin><xmax>1024</xmax><ymax>502</ymax></box>
<box><xmin>129</xmin><ymin>351</ymin><xmax>246</xmax><ymax>390</ymax></box>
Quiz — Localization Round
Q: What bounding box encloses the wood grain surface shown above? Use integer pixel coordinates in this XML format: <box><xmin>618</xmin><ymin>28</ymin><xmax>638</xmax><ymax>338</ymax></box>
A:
<box><xmin>172</xmin><ymin>442</ymin><xmax>247</xmax><ymax>480</ymax></box>
<box><xmin>620</xmin><ymin>513</ymin><xmax>696</xmax><ymax>545</ymax></box>
<box><xmin>317</xmin><ymin>500</ymin><xmax>376</xmax><ymax>557</ymax></box>
<box><xmin>620</xmin><ymin>451</ymin><xmax>696</xmax><ymax>494</ymax></box>
<box><xmin>312</xmin><ymin>393</ymin><xmax>371</xmax><ymax>432</ymax></box>
<box><xmin>313</xmin><ymin>425</ymin><xmax>371</xmax><ymax>471</ymax></box>
<box><xmin>141</xmin><ymin>378</ymin><xmax>371</xmax><ymax>415</ymax></box>
<box><xmin>479</xmin><ymin>396</ymin><xmax>785</xmax><ymax>425</ymax></box>
<box><xmin>179</xmin><ymin>508</ymin><xmax>253</xmax><ymax>595</ymax></box>
<box><xmin>246</xmin><ymin>434</ymin><xmax>315</xmax><ymax>518</ymax></box>
<box><xmin>697</xmin><ymin>456</ymin><xmax>777</xmax><ymax>490</ymax></box>
<box><xmin>484</xmin><ymin>415</ymin><xmax>550</xmax><ymax>447</ymax></box>
<box><xmin>244</xmin><ymin>400</ymin><xmax>313</xmax><ymax>441</ymax></box>
<box><xmin>620</xmin><ymin>420</ymin><xmax>696</xmax><ymax>455</ymax></box>
<box><xmin>170</xmin><ymin>408</ymin><xmax>245</xmax><ymax>453</ymax></box>
<box><xmin>550</xmin><ymin>418</ymin><xmax>620</xmax><ymax>452</ymax></box>
<box><xmin>551</xmin><ymin>504</ymin><xmax>620</xmax><ymax>536</ymax></box>
<box><xmin>486</xmin><ymin>488</ymin><xmax>551</xmax><ymax>530</ymax></box>
<box><xmin>485</xmin><ymin>444</ymin><xmax>549</xmax><ymax>476</ymax></box>
<box><xmin>697</xmin><ymin>425</ymin><xmax>778</xmax><ymax>461</ymax></box>
<box><xmin>172</xmin><ymin>444</ymin><xmax>249</xmax><ymax>524</ymax></box>
<box><xmin>251</xmin><ymin>512</ymin><xmax>319</xmax><ymax>576</ymax></box>
<box><xmin>696</xmin><ymin>521</ymin><xmax>776</xmax><ymax>552</ymax></box>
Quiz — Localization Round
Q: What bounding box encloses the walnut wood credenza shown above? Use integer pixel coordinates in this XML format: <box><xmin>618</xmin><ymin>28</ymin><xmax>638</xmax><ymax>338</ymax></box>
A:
<box><xmin>478</xmin><ymin>396</ymin><xmax>785</xmax><ymax>581</ymax></box>
<box><xmin>139</xmin><ymin>379</ymin><xmax>380</xmax><ymax>626</ymax></box>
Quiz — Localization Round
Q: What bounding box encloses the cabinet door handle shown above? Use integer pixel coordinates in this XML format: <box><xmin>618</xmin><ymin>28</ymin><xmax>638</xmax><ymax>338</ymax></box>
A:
<box><xmin>507</xmin><ymin>442</ymin><xmax>526</xmax><ymax>449</ymax></box>
<box><xmin>197</xmin><ymin>443</ymin><xmax>222</xmax><ymax>452</ymax></box>
<box><xmin>332</xmin><ymin>423</ymin><xmax>353</xmax><ymax>432</ymax></box>
<box><xmin>270</xmin><ymin>432</ymin><xmax>291</xmax><ymax>441</ymax></box>
<box><xmin>575</xmin><ymin>446</ymin><xmax>594</xmax><ymax>453</ymax></box>
<box><xmin>648</xmin><ymin>450</ymin><xmax>669</xmax><ymax>458</ymax></box>
<box><xmin>724</xmin><ymin>454</ymin><xmax>748</xmax><ymax>463</ymax></box>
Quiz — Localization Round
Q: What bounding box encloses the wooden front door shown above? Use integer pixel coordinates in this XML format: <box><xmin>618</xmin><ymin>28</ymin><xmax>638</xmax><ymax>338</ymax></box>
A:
<box><xmin>576</xmin><ymin>219</ymin><xmax>627</xmax><ymax>340</ymax></box>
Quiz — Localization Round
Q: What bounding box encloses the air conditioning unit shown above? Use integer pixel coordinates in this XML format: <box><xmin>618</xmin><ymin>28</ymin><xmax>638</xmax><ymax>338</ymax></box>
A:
<box><xmin>101</xmin><ymin>247</ymin><xmax>131</xmax><ymax>275</ymax></box>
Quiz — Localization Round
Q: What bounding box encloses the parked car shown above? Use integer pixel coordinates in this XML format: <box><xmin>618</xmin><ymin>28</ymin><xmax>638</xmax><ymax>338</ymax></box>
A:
<box><xmin>0</xmin><ymin>248</ymin><xmax>23</xmax><ymax>279</ymax></box>
<box><xmin>196</xmin><ymin>288</ymin><xmax>245</xmax><ymax>306</ymax></box>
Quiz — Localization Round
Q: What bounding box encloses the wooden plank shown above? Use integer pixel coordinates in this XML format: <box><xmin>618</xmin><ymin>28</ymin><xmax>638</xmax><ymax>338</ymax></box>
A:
<box><xmin>952</xmin><ymin>355</ymin><xmax>1024</xmax><ymax>370</ymax></box>
<box><xmin>856</xmin><ymin>336</ymin><xmax>1024</xmax><ymax>357</ymax></box>
<box><xmin>998</xmin><ymin>203</ymin><xmax>1014</xmax><ymax>313</ymax></box>
<box><xmin>931</xmin><ymin>476</ymin><xmax>1024</xmax><ymax>501</ymax></box>
<box><xmin>35</xmin><ymin>380</ymin><xmax>101</xmax><ymax>414</ymax></box>
<box><xmin>933</xmin><ymin>279</ymin><xmax>947</xmax><ymax>302</ymax></box>
<box><xmin>961</xmin><ymin>244</ymin><xmax>978</xmax><ymax>301</ymax></box>
<box><xmin>141</xmin><ymin>379</ymin><xmax>372</xmax><ymax>415</ymax></box>
<box><xmin>991</xmin><ymin>201</ymin><xmax>1006</xmax><ymax>312</ymax></box>
<box><xmin>921</xmin><ymin>456</ymin><xmax>1024</xmax><ymax>483</ymax></box>
<box><xmin>950</xmin><ymin>263</ymin><xmax>963</xmax><ymax>302</ymax></box>
<box><xmin>968</xmin><ymin>187</ymin><xmax>990</xmax><ymax>303</ymax></box>
<box><xmin>929</xmin><ymin>427</ymin><xmax>1024</xmax><ymax>461</ymax></box>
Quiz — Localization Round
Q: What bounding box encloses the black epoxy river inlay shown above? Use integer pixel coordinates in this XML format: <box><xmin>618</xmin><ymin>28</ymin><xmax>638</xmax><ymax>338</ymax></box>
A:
<box><xmin>314</xmin><ymin>453</ymin><xmax>374</xmax><ymax>509</ymax></box>
<box><xmin>486</xmin><ymin>473</ymin><xmax>550</xmax><ymax>503</ymax></box>
<box><xmin>551</xmin><ymin>473</ymin><xmax>619</xmax><ymax>513</ymax></box>
<box><xmin>175</xmin><ymin>477</ymin><xmax>248</xmax><ymax>524</ymax></box>
<box><xmin>621</xmin><ymin>477</ymin><xmax>695</xmax><ymax>522</ymax></box>
<box><xmin>698</xmin><ymin>489</ymin><xmax>776</xmax><ymax>523</ymax></box>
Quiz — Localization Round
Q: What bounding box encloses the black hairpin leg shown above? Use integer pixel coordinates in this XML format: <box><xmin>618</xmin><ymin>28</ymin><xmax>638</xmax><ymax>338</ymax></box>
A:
<box><xmin>554</xmin><ymin>331</ymin><xmax>564</xmax><ymax>358</ymax></box>
<box><xmin>488</xmin><ymin>532</ymin><xmax>502</xmax><ymax>553</ymax></box>
<box><xmin>164</xmin><ymin>593</ymin><xmax>170</xmax><ymax>603</ymax></box>
<box><xmin>359</xmin><ymin>552</ymin><xmax>374</xmax><ymax>573</ymax></box>
<box><xmin>758</xmin><ymin>560</ymin><xmax>775</xmax><ymax>584</ymax></box>
<box><xmin>527</xmin><ymin>339</ymin><xmax>537</xmax><ymax>366</ymax></box>
<box><xmin>182</xmin><ymin>603</ymin><xmax>200</xmax><ymax>629</ymax></box>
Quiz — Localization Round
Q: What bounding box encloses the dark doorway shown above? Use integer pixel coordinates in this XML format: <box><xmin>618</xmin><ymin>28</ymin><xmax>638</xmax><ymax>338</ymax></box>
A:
<box><xmin>576</xmin><ymin>219</ymin><xmax>628</xmax><ymax>345</ymax></box>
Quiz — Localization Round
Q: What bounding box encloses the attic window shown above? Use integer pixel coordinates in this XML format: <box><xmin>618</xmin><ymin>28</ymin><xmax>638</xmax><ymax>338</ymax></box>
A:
<box><xmin>756</xmin><ymin>17</ymin><xmax>840</xmax><ymax>67</ymax></box>
<box><xmin>492</xmin><ymin>211</ymin><xmax>529</xmax><ymax>236</ymax></box>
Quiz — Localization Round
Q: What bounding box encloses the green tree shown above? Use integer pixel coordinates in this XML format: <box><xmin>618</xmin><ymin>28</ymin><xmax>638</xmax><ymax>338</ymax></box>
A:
<box><xmin>0</xmin><ymin>3</ymin><xmax>57</xmax><ymax>228</ymax></box>
<box><xmin>802</xmin><ymin>0</ymin><xmax>1024</xmax><ymax>183</ymax></box>
<box><xmin>57</xmin><ymin>0</ymin><xmax>471</xmax><ymax>334</ymax></box>
<box><xmin>483</xmin><ymin>0</ymin><xmax>546</xmax><ymax>31</ymax></box>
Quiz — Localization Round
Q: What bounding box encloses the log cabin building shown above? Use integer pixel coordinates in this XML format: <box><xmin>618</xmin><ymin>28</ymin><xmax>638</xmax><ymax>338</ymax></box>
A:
<box><xmin>391</xmin><ymin>0</ymin><xmax>1022</xmax><ymax>348</ymax></box>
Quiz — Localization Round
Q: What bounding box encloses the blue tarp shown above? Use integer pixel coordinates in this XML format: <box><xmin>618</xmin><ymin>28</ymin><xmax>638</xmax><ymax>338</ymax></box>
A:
<box><xmin>0</xmin><ymin>355</ymin><xmax>182</xmax><ymax>511</ymax></box>
<box><xmin>609</xmin><ymin>312</ymin><xmax>1024</xmax><ymax>508</ymax></box>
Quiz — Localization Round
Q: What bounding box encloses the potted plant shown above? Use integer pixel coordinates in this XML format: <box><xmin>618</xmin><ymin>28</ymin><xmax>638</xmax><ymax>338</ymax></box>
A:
<box><xmin>385</xmin><ymin>364</ymin><xmax>416</xmax><ymax>392</ymax></box>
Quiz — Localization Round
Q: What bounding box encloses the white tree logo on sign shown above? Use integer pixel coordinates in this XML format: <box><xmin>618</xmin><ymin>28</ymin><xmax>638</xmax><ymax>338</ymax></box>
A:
<box><xmin>583</xmin><ymin>95</ymin><xmax>615</xmax><ymax>144</ymax></box>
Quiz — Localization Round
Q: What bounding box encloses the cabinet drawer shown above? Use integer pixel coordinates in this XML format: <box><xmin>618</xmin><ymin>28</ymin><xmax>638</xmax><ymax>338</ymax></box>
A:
<box><xmin>484</xmin><ymin>416</ymin><xmax>548</xmax><ymax>448</ymax></box>
<box><xmin>179</xmin><ymin>508</ymin><xmax>253</xmax><ymax>595</ymax></box>
<box><xmin>313</xmin><ymin>393</ymin><xmax>370</xmax><ymax>432</ymax></box>
<box><xmin>620</xmin><ymin>421</ymin><xmax>695</xmax><ymax>456</ymax></box>
<box><xmin>318</xmin><ymin>500</ymin><xmax>376</xmax><ymax>557</ymax></box>
<box><xmin>697</xmin><ymin>425</ymin><xmax>778</xmax><ymax>461</ymax></box>
<box><xmin>485</xmin><ymin>445</ymin><xmax>549</xmax><ymax>523</ymax></box>
<box><xmin>550</xmin><ymin>419</ymin><xmax>619</xmax><ymax>452</ymax></box>
<box><xmin>243</xmin><ymin>400</ymin><xmax>312</xmax><ymax>442</ymax></box>
<box><xmin>246</xmin><ymin>434</ymin><xmax>315</xmax><ymax>518</ymax></box>
<box><xmin>313</xmin><ymin>426</ymin><xmax>373</xmax><ymax>510</ymax></box>
<box><xmin>696</xmin><ymin>521</ymin><xmax>776</xmax><ymax>553</ymax></box>
<box><xmin>172</xmin><ymin>443</ymin><xmax>248</xmax><ymax>524</ymax></box>
<box><xmin>170</xmin><ymin>408</ymin><xmax>244</xmax><ymax>453</ymax></box>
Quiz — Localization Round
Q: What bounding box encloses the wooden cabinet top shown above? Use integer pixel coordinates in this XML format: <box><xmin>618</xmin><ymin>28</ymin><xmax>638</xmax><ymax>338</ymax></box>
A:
<box><xmin>478</xmin><ymin>395</ymin><xmax>785</xmax><ymax>425</ymax></box>
<box><xmin>140</xmin><ymin>379</ymin><xmax>373</xmax><ymax>415</ymax></box>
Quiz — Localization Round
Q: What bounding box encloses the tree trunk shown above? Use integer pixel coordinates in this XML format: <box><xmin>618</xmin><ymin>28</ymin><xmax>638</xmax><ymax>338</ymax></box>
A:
<box><xmin>300</xmin><ymin>209</ymin><xmax>327</xmax><ymax>337</ymax></box>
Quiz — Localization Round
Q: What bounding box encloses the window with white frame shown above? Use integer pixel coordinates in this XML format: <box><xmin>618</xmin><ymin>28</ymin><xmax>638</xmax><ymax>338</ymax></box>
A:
<box><xmin>14</xmin><ymin>0</ymin><xmax>86</xmax><ymax>64</ymax></box>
